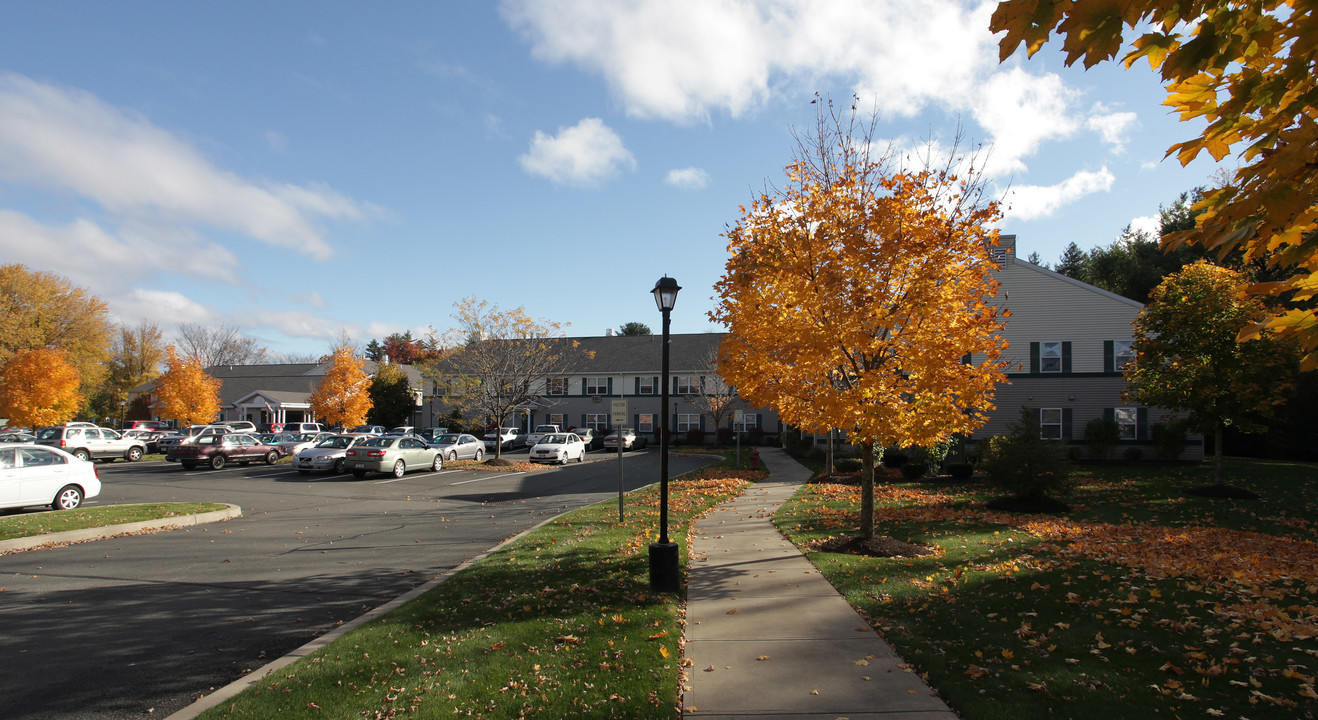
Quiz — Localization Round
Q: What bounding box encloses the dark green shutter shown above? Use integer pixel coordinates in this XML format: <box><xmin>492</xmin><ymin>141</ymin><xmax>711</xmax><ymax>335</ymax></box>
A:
<box><xmin>1062</xmin><ymin>408</ymin><xmax>1073</xmax><ymax>439</ymax></box>
<box><xmin>1062</xmin><ymin>342</ymin><xmax>1072</xmax><ymax>373</ymax></box>
<box><xmin>961</xmin><ymin>353</ymin><xmax>972</xmax><ymax>365</ymax></box>
<box><xmin>1104</xmin><ymin>408</ymin><xmax>1115</xmax><ymax>422</ymax></box>
<box><xmin>634</xmin><ymin>378</ymin><xmax>640</xmax><ymax>394</ymax></box>
<box><xmin>580</xmin><ymin>379</ymin><xmax>587</xmax><ymax>395</ymax></box>
<box><xmin>1030</xmin><ymin>343</ymin><xmax>1040</xmax><ymax>374</ymax></box>
<box><xmin>1137</xmin><ymin>407</ymin><xmax>1148</xmax><ymax>440</ymax></box>
<box><xmin>607</xmin><ymin>377</ymin><xmax>613</xmax><ymax>395</ymax></box>
<box><xmin>1103</xmin><ymin>340</ymin><xmax>1114</xmax><ymax>373</ymax></box>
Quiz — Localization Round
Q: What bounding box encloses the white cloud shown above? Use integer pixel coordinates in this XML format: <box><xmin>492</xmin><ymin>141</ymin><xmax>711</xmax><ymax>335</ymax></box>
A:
<box><xmin>971</xmin><ymin>69</ymin><xmax>1080</xmax><ymax>177</ymax></box>
<box><xmin>1086</xmin><ymin>103</ymin><xmax>1139</xmax><ymax>153</ymax></box>
<box><xmin>111</xmin><ymin>289</ymin><xmax>222</xmax><ymax>328</ymax></box>
<box><xmin>0</xmin><ymin>72</ymin><xmax>366</xmax><ymax>260</ymax></box>
<box><xmin>1128</xmin><ymin>214</ymin><xmax>1161</xmax><ymax>238</ymax></box>
<box><xmin>519</xmin><ymin>117</ymin><xmax>636</xmax><ymax>186</ymax></box>
<box><xmin>665</xmin><ymin>167</ymin><xmax>710</xmax><ymax>189</ymax></box>
<box><xmin>265</xmin><ymin>130</ymin><xmax>287</xmax><ymax>153</ymax></box>
<box><xmin>1001</xmin><ymin>167</ymin><xmax>1115</xmax><ymax>221</ymax></box>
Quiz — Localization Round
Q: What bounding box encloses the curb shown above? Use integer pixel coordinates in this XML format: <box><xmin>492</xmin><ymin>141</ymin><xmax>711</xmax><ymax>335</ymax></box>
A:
<box><xmin>0</xmin><ymin>504</ymin><xmax>243</xmax><ymax>555</ymax></box>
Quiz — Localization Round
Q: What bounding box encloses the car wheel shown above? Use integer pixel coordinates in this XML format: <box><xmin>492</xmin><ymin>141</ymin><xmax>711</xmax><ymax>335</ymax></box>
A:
<box><xmin>431</xmin><ymin>455</ymin><xmax>443</xmax><ymax>472</ymax></box>
<box><xmin>210</xmin><ymin>454</ymin><xmax>227</xmax><ymax>470</ymax></box>
<box><xmin>558</xmin><ymin>453</ymin><xmax>567</xmax><ymax>465</ymax></box>
<box><xmin>72</xmin><ymin>448</ymin><xmax>91</xmax><ymax>462</ymax></box>
<box><xmin>392</xmin><ymin>459</ymin><xmax>406</xmax><ymax>478</ymax></box>
<box><xmin>181</xmin><ymin>461</ymin><xmax>197</xmax><ymax>470</ymax></box>
<box><xmin>52</xmin><ymin>485</ymin><xmax>83</xmax><ymax>511</ymax></box>
<box><xmin>352</xmin><ymin>469</ymin><xmax>367</xmax><ymax>479</ymax></box>
<box><xmin>127</xmin><ymin>447</ymin><xmax>143</xmax><ymax>462</ymax></box>
<box><xmin>265</xmin><ymin>451</ymin><xmax>279</xmax><ymax>465</ymax></box>
<box><xmin>474</xmin><ymin>449</ymin><xmax>484</xmax><ymax>462</ymax></box>
<box><xmin>448</xmin><ymin>450</ymin><xmax>457</xmax><ymax>461</ymax></box>
<box><xmin>334</xmin><ymin>458</ymin><xmax>346</xmax><ymax>474</ymax></box>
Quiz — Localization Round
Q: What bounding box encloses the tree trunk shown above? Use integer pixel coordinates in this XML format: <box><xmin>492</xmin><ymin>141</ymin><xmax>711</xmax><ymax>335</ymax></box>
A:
<box><xmin>1214</xmin><ymin>423</ymin><xmax>1224</xmax><ymax>486</ymax></box>
<box><xmin>860</xmin><ymin>442</ymin><xmax>875</xmax><ymax>539</ymax></box>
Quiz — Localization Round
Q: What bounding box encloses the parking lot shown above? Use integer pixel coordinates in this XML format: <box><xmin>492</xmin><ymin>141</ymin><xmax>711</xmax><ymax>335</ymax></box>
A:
<box><xmin>0</xmin><ymin>447</ymin><xmax>713</xmax><ymax>720</ymax></box>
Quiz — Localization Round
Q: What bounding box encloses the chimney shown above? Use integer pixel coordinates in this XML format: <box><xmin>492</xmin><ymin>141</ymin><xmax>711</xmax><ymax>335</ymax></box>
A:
<box><xmin>605</xmin><ymin>328</ymin><xmax>614</xmax><ymax>337</ymax></box>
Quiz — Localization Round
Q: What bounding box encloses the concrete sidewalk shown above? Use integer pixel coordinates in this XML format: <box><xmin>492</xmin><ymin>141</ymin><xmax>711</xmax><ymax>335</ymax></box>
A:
<box><xmin>683</xmin><ymin>448</ymin><xmax>957</xmax><ymax>719</ymax></box>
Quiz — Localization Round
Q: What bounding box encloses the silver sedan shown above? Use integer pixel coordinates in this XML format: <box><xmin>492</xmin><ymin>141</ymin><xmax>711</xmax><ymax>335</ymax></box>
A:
<box><xmin>428</xmin><ymin>433</ymin><xmax>485</xmax><ymax>462</ymax></box>
<box><xmin>344</xmin><ymin>435</ymin><xmax>442</xmax><ymax>478</ymax></box>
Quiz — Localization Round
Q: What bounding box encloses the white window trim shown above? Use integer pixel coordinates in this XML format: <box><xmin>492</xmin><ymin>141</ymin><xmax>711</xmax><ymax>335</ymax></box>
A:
<box><xmin>676</xmin><ymin>376</ymin><xmax>700</xmax><ymax>395</ymax></box>
<box><xmin>585</xmin><ymin>413</ymin><xmax>609</xmax><ymax>431</ymax></box>
<box><xmin>1114</xmin><ymin>407</ymin><xmax>1137</xmax><ymax>440</ymax></box>
<box><xmin>1040</xmin><ymin>342</ymin><xmax>1063</xmax><ymax>373</ymax></box>
<box><xmin>676</xmin><ymin>413</ymin><xmax>701</xmax><ymax>432</ymax></box>
<box><xmin>585</xmin><ymin>377</ymin><xmax>609</xmax><ymax>396</ymax></box>
<box><xmin>547</xmin><ymin>378</ymin><xmax>568</xmax><ymax>396</ymax></box>
<box><xmin>733</xmin><ymin>413</ymin><xmax>759</xmax><ymax>432</ymax></box>
<box><xmin>638</xmin><ymin>377</ymin><xmax>655</xmax><ymax>395</ymax></box>
<box><xmin>1040</xmin><ymin>408</ymin><xmax>1063</xmax><ymax>439</ymax></box>
<box><xmin>1114</xmin><ymin>340</ymin><xmax>1135</xmax><ymax>371</ymax></box>
<box><xmin>638</xmin><ymin>414</ymin><xmax>654</xmax><ymax>433</ymax></box>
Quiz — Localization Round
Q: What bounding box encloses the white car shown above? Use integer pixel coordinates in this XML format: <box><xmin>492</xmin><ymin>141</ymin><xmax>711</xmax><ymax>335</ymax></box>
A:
<box><xmin>293</xmin><ymin>434</ymin><xmax>369</xmax><ymax>474</ymax></box>
<box><xmin>483</xmin><ymin>427</ymin><xmax>526</xmax><ymax>451</ymax></box>
<box><xmin>528</xmin><ymin>433</ymin><xmax>587</xmax><ymax>465</ymax></box>
<box><xmin>276</xmin><ymin>432</ymin><xmax>334</xmax><ymax>457</ymax></box>
<box><xmin>0</xmin><ymin>444</ymin><xmax>102</xmax><ymax>511</ymax></box>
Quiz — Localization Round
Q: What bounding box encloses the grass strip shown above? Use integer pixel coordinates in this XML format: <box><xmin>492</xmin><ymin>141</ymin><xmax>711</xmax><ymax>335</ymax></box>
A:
<box><xmin>774</xmin><ymin>457</ymin><xmax>1318</xmax><ymax>720</ymax></box>
<box><xmin>199</xmin><ymin>454</ymin><xmax>765</xmax><ymax>719</ymax></box>
<box><xmin>0</xmin><ymin>502</ymin><xmax>229</xmax><ymax>541</ymax></box>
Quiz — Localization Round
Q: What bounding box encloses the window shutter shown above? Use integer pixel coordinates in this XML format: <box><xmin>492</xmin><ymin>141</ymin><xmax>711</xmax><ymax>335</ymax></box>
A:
<box><xmin>673</xmin><ymin>376</ymin><xmax>680</xmax><ymax>394</ymax></box>
<box><xmin>1062</xmin><ymin>342</ymin><xmax>1072</xmax><ymax>373</ymax></box>
<box><xmin>633</xmin><ymin>413</ymin><xmax>639</xmax><ymax>429</ymax></box>
<box><xmin>634</xmin><ymin>378</ymin><xmax>640</xmax><ymax>394</ymax></box>
<box><xmin>1062</xmin><ymin>408</ymin><xmax>1073</xmax><ymax>439</ymax></box>
<box><xmin>1103</xmin><ymin>340</ymin><xmax>1114</xmax><ymax>373</ymax></box>
<box><xmin>607</xmin><ymin>377</ymin><xmax>613</xmax><ymax>395</ymax></box>
<box><xmin>1104</xmin><ymin>408</ymin><xmax>1115</xmax><ymax>422</ymax></box>
<box><xmin>700</xmin><ymin>415</ymin><xmax>706</xmax><ymax>431</ymax></box>
<box><xmin>1030</xmin><ymin>342</ymin><xmax>1040</xmax><ymax>374</ymax></box>
<box><xmin>1137</xmin><ymin>407</ymin><xmax>1148</xmax><ymax>440</ymax></box>
<box><xmin>580</xmin><ymin>379</ymin><xmax>587</xmax><ymax>395</ymax></box>
<box><xmin>961</xmin><ymin>353</ymin><xmax>972</xmax><ymax>365</ymax></box>
<box><xmin>581</xmin><ymin>414</ymin><xmax>587</xmax><ymax>428</ymax></box>
<box><xmin>653</xmin><ymin>376</ymin><xmax>659</xmax><ymax>393</ymax></box>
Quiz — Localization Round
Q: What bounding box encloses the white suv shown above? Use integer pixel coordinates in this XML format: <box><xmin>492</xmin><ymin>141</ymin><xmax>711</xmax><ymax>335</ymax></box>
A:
<box><xmin>34</xmin><ymin>425</ymin><xmax>147</xmax><ymax>463</ymax></box>
<box><xmin>283</xmin><ymin>422</ymin><xmax>326</xmax><ymax>434</ymax></box>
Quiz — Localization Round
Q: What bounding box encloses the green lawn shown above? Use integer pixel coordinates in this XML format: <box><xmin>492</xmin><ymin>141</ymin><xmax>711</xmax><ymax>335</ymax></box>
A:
<box><xmin>774</xmin><ymin>458</ymin><xmax>1318</xmax><ymax>719</ymax></box>
<box><xmin>197</xmin><ymin>455</ymin><xmax>763</xmax><ymax>719</ymax></box>
<box><xmin>0</xmin><ymin>502</ymin><xmax>229</xmax><ymax>541</ymax></box>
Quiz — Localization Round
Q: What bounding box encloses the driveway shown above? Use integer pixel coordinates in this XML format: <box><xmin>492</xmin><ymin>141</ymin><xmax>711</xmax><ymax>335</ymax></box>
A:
<box><xmin>0</xmin><ymin>449</ymin><xmax>712</xmax><ymax>720</ymax></box>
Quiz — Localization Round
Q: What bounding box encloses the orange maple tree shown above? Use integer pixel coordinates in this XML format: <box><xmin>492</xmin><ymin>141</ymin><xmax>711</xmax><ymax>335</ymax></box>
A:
<box><xmin>0</xmin><ymin>348</ymin><xmax>83</xmax><ymax>427</ymax></box>
<box><xmin>711</xmin><ymin>101</ymin><xmax>1009</xmax><ymax>538</ymax></box>
<box><xmin>990</xmin><ymin>0</ymin><xmax>1318</xmax><ymax>369</ymax></box>
<box><xmin>155</xmin><ymin>345</ymin><xmax>222</xmax><ymax>426</ymax></box>
<box><xmin>309</xmin><ymin>343</ymin><xmax>373</xmax><ymax>428</ymax></box>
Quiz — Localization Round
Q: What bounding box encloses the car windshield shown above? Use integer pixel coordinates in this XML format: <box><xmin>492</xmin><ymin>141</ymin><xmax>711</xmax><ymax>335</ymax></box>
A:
<box><xmin>349</xmin><ymin>426</ymin><xmax>375</xmax><ymax>433</ymax></box>
<box><xmin>436</xmin><ymin>434</ymin><xmax>460</xmax><ymax>444</ymax></box>
<box><xmin>315</xmin><ymin>436</ymin><xmax>354</xmax><ymax>449</ymax></box>
<box><xmin>296</xmin><ymin>433</ymin><xmax>319</xmax><ymax>441</ymax></box>
<box><xmin>543</xmin><ymin>434</ymin><xmax>568</xmax><ymax>444</ymax></box>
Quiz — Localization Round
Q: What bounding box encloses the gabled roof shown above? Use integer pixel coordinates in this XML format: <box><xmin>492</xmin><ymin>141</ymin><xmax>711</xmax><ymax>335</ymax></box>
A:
<box><xmin>560</xmin><ymin>333</ymin><xmax>725</xmax><ymax>374</ymax></box>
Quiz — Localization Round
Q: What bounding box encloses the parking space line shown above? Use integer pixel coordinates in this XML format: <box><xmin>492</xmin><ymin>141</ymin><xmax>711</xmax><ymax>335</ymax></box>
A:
<box><xmin>451</xmin><ymin>472</ymin><xmax>525</xmax><ymax>485</ymax></box>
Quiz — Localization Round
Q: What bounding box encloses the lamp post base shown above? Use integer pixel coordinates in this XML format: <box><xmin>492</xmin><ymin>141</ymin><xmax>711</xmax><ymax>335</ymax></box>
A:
<box><xmin>648</xmin><ymin>541</ymin><xmax>680</xmax><ymax>593</ymax></box>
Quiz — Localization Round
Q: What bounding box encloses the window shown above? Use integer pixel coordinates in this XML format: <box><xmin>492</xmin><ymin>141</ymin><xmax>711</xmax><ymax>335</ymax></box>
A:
<box><xmin>1040</xmin><ymin>408</ymin><xmax>1063</xmax><ymax>439</ymax></box>
<box><xmin>585</xmin><ymin>377</ymin><xmax>609</xmax><ymax>396</ymax></box>
<box><xmin>547</xmin><ymin>413</ymin><xmax>564</xmax><ymax>428</ymax></box>
<box><xmin>733</xmin><ymin>413</ymin><xmax>759</xmax><ymax>432</ymax></box>
<box><xmin>1114</xmin><ymin>407</ymin><xmax>1137</xmax><ymax>440</ymax></box>
<box><xmin>1114</xmin><ymin>340</ymin><xmax>1135</xmax><ymax>370</ymax></box>
<box><xmin>547</xmin><ymin>378</ymin><xmax>568</xmax><ymax>396</ymax></box>
<box><xmin>637</xmin><ymin>377</ymin><xmax>655</xmax><ymax>395</ymax></box>
<box><xmin>676</xmin><ymin>414</ymin><xmax>701</xmax><ymax>432</ymax></box>
<box><xmin>585</xmin><ymin>413</ymin><xmax>609</xmax><ymax>431</ymax></box>
<box><xmin>638</xmin><ymin>414</ymin><xmax>654</xmax><ymax>433</ymax></box>
<box><xmin>1040</xmin><ymin>342</ymin><xmax>1063</xmax><ymax>373</ymax></box>
<box><xmin>676</xmin><ymin>376</ymin><xmax>700</xmax><ymax>394</ymax></box>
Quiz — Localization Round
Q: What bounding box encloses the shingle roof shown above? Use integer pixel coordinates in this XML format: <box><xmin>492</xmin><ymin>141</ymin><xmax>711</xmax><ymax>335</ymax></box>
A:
<box><xmin>559</xmin><ymin>333</ymin><xmax>726</xmax><ymax>373</ymax></box>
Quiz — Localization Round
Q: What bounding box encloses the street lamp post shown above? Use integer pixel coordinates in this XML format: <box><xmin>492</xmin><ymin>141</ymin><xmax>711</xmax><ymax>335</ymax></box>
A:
<box><xmin>649</xmin><ymin>275</ymin><xmax>681</xmax><ymax>593</ymax></box>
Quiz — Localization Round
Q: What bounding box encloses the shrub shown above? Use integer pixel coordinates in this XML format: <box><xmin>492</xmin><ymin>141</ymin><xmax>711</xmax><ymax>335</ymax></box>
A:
<box><xmin>1151</xmin><ymin>421</ymin><xmax>1187</xmax><ymax>460</ymax></box>
<box><xmin>835</xmin><ymin>458</ymin><xmax>862</xmax><ymax>473</ymax></box>
<box><xmin>685</xmin><ymin>429</ymin><xmax>706</xmax><ymax>445</ymax></box>
<box><xmin>1123</xmin><ymin>446</ymin><xmax>1144</xmax><ymax>462</ymax></box>
<box><xmin>747</xmin><ymin>427</ymin><xmax>765</xmax><ymax>445</ymax></box>
<box><xmin>882</xmin><ymin>450</ymin><xmax>908</xmax><ymax>468</ymax></box>
<box><xmin>1084</xmin><ymin>417</ymin><xmax>1121</xmax><ymax>460</ymax></box>
<box><xmin>946</xmin><ymin>462</ymin><xmax>974</xmax><ymax>479</ymax></box>
<box><xmin>901</xmin><ymin>461</ymin><xmax>928</xmax><ymax>479</ymax></box>
<box><xmin>981</xmin><ymin>407</ymin><xmax>1072</xmax><ymax>501</ymax></box>
<box><xmin>717</xmin><ymin>427</ymin><xmax>734</xmax><ymax>444</ymax></box>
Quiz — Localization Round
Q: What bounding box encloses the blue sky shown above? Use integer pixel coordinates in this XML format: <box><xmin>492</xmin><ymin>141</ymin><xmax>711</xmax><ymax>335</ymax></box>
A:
<box><xmin>0</xmin><ymin>1</ymin><xmax>1224</xmax><ymax>357</ymax></box>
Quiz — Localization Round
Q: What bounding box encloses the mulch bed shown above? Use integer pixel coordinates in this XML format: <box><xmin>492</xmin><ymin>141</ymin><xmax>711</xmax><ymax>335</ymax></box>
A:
<box><xmin>810</xmin><ymin>534</ymin><xmax>936</xmax><ymax>558</ymax></box>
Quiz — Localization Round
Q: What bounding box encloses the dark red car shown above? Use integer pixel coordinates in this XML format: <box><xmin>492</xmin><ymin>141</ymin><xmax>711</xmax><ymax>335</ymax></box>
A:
<box><xmin>165</xmin><ymin>433</ymin><xmax>283</xmax><ymax>470</ymax></box>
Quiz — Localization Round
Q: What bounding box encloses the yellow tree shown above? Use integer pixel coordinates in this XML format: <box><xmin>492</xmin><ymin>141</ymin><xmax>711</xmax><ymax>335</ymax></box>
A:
<box><xmin>155</xmin><ymin>345</ymin><xmax>222</xmax><ymax>426</ymax></box>
<box><xmin>0</xmin><ymin>349</ymin><xmax>83</xmax><ymax>427</ymax></box>
<box><xmin>712</xmin><ymin>101</ymin><xmax>1009</xmax><ymax>538</ymax></box>
<box><xmin>0</xmin><ymin>264</ymin><xmax>112</xmax><ymax>400</ymax></box>
<box><xmin>309</xmin><ymin>343</ymin><xmax>373</xmax><ymax>428</ymax></box>
<box><xmin>990</xmin><ymin>0</ymin><xmax>1318</xmax><ymax>368</ymax></box>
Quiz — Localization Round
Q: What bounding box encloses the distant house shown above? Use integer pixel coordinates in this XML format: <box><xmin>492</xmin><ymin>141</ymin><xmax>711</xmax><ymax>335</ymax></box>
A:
<box><xmin>129</xmin><ymin>360</ymin><xmax>426</xmax><ymax>427</ymax></box>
